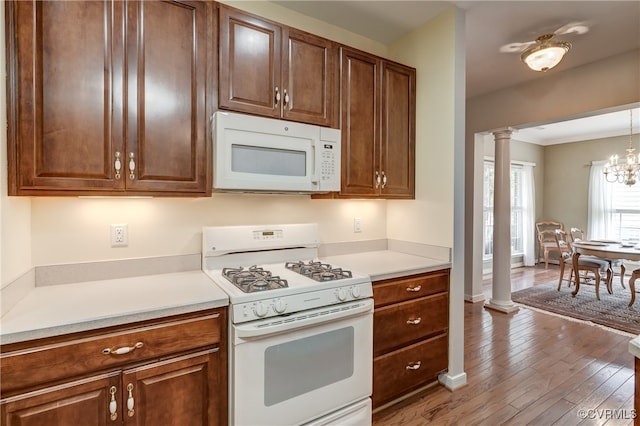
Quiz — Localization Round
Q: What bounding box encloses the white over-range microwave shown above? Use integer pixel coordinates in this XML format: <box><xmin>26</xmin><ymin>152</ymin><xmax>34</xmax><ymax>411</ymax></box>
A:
<box><xmin>212</xmin><ymin>111</ymin><xmax>341</xmax><ymax>193</ymax></box>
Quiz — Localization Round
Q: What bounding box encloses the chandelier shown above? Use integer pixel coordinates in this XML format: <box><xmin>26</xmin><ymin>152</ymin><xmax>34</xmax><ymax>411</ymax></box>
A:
<box><xmin>604</xmin><ymin>110</ymin><xmax>639</xmax><ymax>186</ymax></box>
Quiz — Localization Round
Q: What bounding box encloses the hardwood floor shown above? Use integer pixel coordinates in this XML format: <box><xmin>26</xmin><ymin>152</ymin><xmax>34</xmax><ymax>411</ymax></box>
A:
<box><xmin>372</xmin><ymin>265</ymin><xmax>637</xmax><ymax>425</ymax></box>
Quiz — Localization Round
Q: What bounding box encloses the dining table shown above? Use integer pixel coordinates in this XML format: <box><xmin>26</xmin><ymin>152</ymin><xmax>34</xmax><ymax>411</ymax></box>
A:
<box><xmin>572</xmin><ymin>240</ymin><xmax>640</xmax><ymax>306</ymax></box>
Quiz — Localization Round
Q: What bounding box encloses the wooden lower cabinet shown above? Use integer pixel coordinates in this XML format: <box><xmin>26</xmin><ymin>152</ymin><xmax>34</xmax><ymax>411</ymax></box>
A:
<box><xmin>372</xmin><ymin>269</ymin><xmax>449</xmax><ymax>408</ymax></box>
<box><xmin>0</xmin><ymin>309</ymin><xmax>227</xmax><ymax>426</ymax></box>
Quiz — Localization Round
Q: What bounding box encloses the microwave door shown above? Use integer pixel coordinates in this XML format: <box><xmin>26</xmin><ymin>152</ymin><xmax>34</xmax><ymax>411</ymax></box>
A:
<box><xmin>215</xmin><ymin>128</ymin><xmax>316</xmax><ymax>192</ymax></box>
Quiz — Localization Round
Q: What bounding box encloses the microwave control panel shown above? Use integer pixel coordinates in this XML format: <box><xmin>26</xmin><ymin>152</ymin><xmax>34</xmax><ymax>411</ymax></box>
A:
<box><xmin>317</xmin><ymin>128</ymin><xmax>342</xmax><ymax>192</ymax></box>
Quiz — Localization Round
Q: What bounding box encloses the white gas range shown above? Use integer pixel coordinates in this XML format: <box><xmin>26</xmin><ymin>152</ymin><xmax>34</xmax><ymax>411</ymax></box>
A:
<box><xmin>202</xmin><ymin>223</ymin><xmax>374</xmax><ymax>426</ymax></box>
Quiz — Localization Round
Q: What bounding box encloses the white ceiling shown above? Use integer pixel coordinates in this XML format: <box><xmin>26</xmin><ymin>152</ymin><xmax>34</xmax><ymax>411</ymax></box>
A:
<box><xmin>272</xmin><ymin>0</ymin><xmax>640</xmax><ymax>144</ymax></box>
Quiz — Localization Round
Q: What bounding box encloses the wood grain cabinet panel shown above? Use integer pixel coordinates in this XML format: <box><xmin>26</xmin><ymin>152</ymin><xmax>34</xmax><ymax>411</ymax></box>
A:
<box><xmin>5</xmin><ymin>0</ymin><xmax>212</xmax><ymax>196</ymax></box>
<box><xmin>0</xmin><ymin>309</ymin><xmax>227</xmax><ymax>426</ymax></box>
<box><xmin>373</xmin><ymin>333</ymin><xmax>448</xmax><ymax>408</ymax></box>
<box><xmin>373</xmin><ymin>293</ymin><xmax>448</xmax><ymax>357</ymax></box>
<box><xmin>218</xmin><ymin>4</ymin><xmax>338</xmax><ymax>127</ymax></box>
<box><xmin>372</xmin><ymin>269</ymin><xmax>449</xmax><ymax>409</ymax></box>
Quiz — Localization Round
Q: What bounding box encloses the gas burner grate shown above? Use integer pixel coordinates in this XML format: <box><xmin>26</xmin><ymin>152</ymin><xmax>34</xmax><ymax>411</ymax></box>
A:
<box><xmin>285</xmin><ymin>261</ymin><xmax>353</xmax><ymax>282</ymax></box>
<box><xmin>222</xmin><ymin>266</ymin><xmax>288</xmax><ymax>293</ymax></box>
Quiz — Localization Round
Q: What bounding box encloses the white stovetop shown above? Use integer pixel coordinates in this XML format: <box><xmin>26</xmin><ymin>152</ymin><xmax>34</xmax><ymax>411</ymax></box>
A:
<box><xmin>1</xmin><ymin>271</ymin><xmax>228</xmax><ymax>345</ymax></box>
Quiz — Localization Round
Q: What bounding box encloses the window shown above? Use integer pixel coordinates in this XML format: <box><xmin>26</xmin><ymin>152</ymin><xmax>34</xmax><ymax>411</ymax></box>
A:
<box><xmin>483</xmin><ymin>161</ymin><xmax>526</xmax><ymax>259</ymax></box>
<box><xmin>588</xmin><ymin>162</ymin><xmax>640</xmax><ymax>241</ymax></box>
<box><xmin>607</xmin><ymin>183</ymin><xmax>640</xmax><ymax>240</ymax></box>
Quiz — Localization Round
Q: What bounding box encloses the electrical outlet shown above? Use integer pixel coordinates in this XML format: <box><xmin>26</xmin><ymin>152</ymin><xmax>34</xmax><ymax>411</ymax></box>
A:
<box><xmin>353</xmin><ymin>217</ymin><xmax>362</xmax><ymax>233</ymax></box>
<box><xmin>111</xmin><ymin>224</ymin><xmax>128</xmax><ymax>247</ymax></box>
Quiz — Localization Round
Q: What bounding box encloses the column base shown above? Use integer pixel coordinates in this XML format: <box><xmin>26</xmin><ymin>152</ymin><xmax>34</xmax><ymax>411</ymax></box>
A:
<box><xmin>484</xmin><ymin>299</ymin><xmax>519</xmax><ymax>313</ymax></box>
<box><xmin>438</xmin><ymin>371</ymin><xmax>467</xmax><ymax>391</ymax></box>
<box><xmin>464</xmin><ymin>293</ymin><xmax>486</xmax><ymax>303</ymax></box>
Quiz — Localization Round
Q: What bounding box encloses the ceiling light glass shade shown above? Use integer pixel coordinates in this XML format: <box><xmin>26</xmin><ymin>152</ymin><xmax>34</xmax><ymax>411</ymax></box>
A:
<box><xmin>521</xmin><ymin>35</ymin><xmax>571</xmax><ymax>72</ymax></box>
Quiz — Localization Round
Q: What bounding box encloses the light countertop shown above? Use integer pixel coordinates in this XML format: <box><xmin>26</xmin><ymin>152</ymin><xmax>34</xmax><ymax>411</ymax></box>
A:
<box><xmin>1</xmin><ymin>271</ymin><xmax>228</xmax><ymax>345</ymax></box>
<box><xmin>321</xmin><ymin>250</ymin><xmax>450</xmax><ymax>281</ymax></box>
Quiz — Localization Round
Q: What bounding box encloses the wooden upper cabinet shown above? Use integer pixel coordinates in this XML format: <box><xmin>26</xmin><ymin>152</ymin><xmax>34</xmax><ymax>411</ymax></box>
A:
<box><xmin>125</xmin><ymin>0</ymin><xmax>210</xmax><ymax>194</ymax></box>
<box><xmin>5</xmin><ymin>0</ymin><xmax>212</xmax><ymax>196</ymax></box>
<box><xmin>338</xmin><ymin>47</ymin><xmax>416</xmax><ymax>199</ymax></box>
<box><xmin>6</xmin><ymin>0</ymin><xmax>124</xmax><ymax>193</ymax></box>
<box><xmin>380</xmin><ymin>61</ymin><xmax>416</xmax><ymax>198</ymax></box>
<box><xmin>218</xmin><ymin>5</ymin><xmax>338</xmax><ymax>128</ymax></box>
<box><xmin>340</xmin><ymin>48</ymin><xmax>379</xmax><ymax>197</ymax></box>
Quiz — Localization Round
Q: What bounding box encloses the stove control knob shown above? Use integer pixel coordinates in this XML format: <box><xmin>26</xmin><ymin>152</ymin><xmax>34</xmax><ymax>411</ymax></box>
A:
<box><xmin>337</xmin><ymin>288</ymin><xmax>348</xmax><ymax>301</ymax></box>
<box><xmin>274</xmin><ymin>299</ymin><xmax>287</xmax><ymax>313</ymax></box>
<box><xmin>254</xmin><ymin>302</ymin><xmax>268</xmax><ymax>318</ymax></box>
<box><xmin>351</xmin><ymin>286</ymin><xmax>361</xmax><ymax>299</ymax></box>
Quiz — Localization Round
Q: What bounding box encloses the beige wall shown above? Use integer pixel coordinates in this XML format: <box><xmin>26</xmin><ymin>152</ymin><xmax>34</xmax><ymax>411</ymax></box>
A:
<box><xmin>386</xmin><ymin>8</ymin><xmax>458</xmax><ymax>248</ymax></box>
<box><xmin>1</xmin><ymin>2</ymin><xmax>457</xmax><ymax>285</ymax></box>
<box><xmin>544</xmin><ymin>134</ymin><xmax>632</xmax><ymax>232</ymax></box>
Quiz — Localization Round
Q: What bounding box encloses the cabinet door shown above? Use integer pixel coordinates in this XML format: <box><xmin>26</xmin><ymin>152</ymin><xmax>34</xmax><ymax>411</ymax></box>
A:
<box><xmin>122</xmin><ymin>349</ymin><xmax>222</xmax><ymax>426</ymax></box>
<box><xmin>6</xmin><ymin>0</ymin><xmax>125</xmax><ymax>194</ymax></box>
<box><xmin>339</xmin><ymin>48</ymin><xmax>380</xmax><ymax>197</ymax></box>
<box><xmin>125</xmin><ymin>0</ymin><xmax>210</xmax><ymax>194</ymax></box>
<box><xmin>282</xmin><ymin>29</ymin><xmax>338</xmax><ymax>127</ymax></box>
<box><xmin>380</xmin><ymin>61</ymin><xmax>416</xmax><ymax>199</ymax></box>
<box><xmin>1</xmin><ymin>373</ymin><xmax>120</xmax><ymax>426</ymax></box>
<box><xmin>218</xmin><ymin>5</ymin><xmax>281</xmax><ymax>118</ymax></box>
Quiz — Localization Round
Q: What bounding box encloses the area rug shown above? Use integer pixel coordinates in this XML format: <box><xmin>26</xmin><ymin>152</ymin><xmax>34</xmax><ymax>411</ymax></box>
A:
<box><xmin>511</xmin><ymin>281</ymin><xmax>640</xmax><ymax>335</ymax></box>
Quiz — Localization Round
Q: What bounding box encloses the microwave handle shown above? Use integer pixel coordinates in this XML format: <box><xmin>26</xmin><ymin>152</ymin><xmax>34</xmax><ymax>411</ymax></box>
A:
<box><xmin>311</xmin><ymin>141</ymin><xmax>319</xmax><ymax>185</ymax></box>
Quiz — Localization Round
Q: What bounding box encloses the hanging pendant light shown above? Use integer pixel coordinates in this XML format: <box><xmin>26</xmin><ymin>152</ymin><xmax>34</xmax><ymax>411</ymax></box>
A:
<box><xmin>604</xmin><ymin>110</ymin><xmax>639</xmax><ymax>186</ymax></box>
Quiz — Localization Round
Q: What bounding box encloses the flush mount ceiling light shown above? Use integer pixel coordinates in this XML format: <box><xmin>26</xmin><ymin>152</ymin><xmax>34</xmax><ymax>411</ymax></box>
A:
<box><xmin>500</xmin><ymin>22</ymin><xmax>588</xmax><ymax>72</ymax></box>
<box><xmin>521</xmin><ymin>34</ymin><xmax>571</xmax><ymax>72</ymax></box>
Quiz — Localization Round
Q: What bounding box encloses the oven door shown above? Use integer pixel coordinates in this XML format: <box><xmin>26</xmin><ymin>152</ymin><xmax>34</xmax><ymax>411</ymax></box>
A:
<box><xmin>230</xmin><ymin>299</ymin><xmax>373</xmax><ymax>426</ymax></box>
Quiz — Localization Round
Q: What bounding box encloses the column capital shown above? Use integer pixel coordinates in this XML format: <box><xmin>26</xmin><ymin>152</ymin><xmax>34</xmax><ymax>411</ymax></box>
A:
<box><xmin>492</xmin><ymin>128</ymin><xmax>514</xmax><ymax>139</ymax></box>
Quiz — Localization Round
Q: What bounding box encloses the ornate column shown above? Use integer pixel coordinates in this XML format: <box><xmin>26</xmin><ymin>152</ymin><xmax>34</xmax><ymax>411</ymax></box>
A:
<box><xmin>485</xmin><ymin>128</ymin><xmax>519</xmax><ymax>313</ymax></box>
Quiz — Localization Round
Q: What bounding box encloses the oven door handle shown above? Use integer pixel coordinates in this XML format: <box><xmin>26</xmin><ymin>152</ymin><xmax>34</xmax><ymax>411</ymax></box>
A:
<box><xmin>234</xmin><ymin>299</ymin><xmax>373</xmax><ymax>339</ymax></box>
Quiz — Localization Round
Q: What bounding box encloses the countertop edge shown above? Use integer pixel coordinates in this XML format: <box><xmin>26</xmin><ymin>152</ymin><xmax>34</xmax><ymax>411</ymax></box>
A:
<box><xmin>369</xmin><ymin>264</ymin><xmax>451</xmax><ymax>282</ymax></box>
<box><xmin>1</xmin><ymin>299</ymin><xmax>228</xmax><ymax>346</ymax></box>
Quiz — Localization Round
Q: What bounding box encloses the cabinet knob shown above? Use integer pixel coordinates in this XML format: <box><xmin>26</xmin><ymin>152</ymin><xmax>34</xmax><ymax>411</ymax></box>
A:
<box><xmin>283</xmin><ymin>89</ymin><xmax>290</xmax><ymax>107</ymax></box>
<box><xmin>114</xmin><ymin>152</ymin><xmax>122</xmax><ymax>180</ymax></box>
<box><xmin>406</xmin><ymin>285</ymin><xmax>422</xmax><ymax>292</ymax></box>
<box><xmin>102</xmin><ymin>341</ymin><xmax>144</xmax><ymax>355</ymax></box>
<box><xmin>381</xmin><ymin>171</ymin><xmax>387</xmax><ymax>188</ymax></box>
<box><xmin>109</xmin><ymin>386</ymin><xmax>118</xmax><ymax>421</ymax></box>
<box><xmin>274</xmin><ymin>87</ymin><xmax>281</xmax><ymax>108</ymax></box>
<box><xmin>406</xmin><ymin>361</ymin><xmax>422</xmax><ymax>370</ymax></box>
<box><xmin>375</xmin><ymin>171</ymin><xmax>381</xmax><ymax>188</ymax></box>
<box><xmin>128</xmin><ymin>152</ymin><xmax>136</xmax><ymax>180</ymax></box>
<box><xmin>406</xmin><ymin>317</ymin><xmax>422</xmax><ymax>325</ymax></box>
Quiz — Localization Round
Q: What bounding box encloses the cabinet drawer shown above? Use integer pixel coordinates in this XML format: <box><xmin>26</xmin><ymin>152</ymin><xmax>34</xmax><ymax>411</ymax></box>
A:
<box><xmin>373</xmin><ymin>270</ymin><xmax>449</xmax><ymax>307</ymax></box>
<box><xmin>373</xmin><ymin>333</ymin><xmax>448</xmax><ymax>408</ymax></box>
<box><xmin>374</xmin><ymin>293</ymin><xmax>448</xmax><ymax>356</ymax></box>
<box><xmin>1</xmin><ymin>311</ymin><xmax>223</xmax><ymax>395</ymax></box>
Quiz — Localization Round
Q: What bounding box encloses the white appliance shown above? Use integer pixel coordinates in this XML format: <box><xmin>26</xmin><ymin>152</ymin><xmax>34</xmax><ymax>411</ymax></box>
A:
<box><xmin>202</xmin><ymin>224</ymin><xmax>373</xmax><ymax>426</ymax></box>
<box><xmin>212</xmin><ymin>111</ymin><xmax>341</xmax><ymax>193</ymax></box>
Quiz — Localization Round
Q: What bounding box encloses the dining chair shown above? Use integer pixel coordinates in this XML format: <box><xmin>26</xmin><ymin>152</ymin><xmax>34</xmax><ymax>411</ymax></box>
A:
<box><xmin>536</xmin><ymin>221</ymin><xmax>564</xmax><ymax>269</ymax></box>
<box><xmin>630</xmin><ymin>269</ymin><xmax>639</xmax><ymax>306</ymax></box>
<box><xmin>569</xmin><ymin>227</ymin><xmax>625</xmax><ymax>293</ymax></box>
<box><xmin>555</xmin><ymin>229</ymin><xmax>612</xmax><ymax>300</ymax></box>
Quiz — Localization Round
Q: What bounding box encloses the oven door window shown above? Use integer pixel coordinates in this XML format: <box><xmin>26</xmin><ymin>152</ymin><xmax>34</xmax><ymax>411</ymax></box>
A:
<box><xmin>231</xmin><ymin>144</ymin><xmax>306</xmax><ymax>177</ymax></box>
<box><xmin>264</xmin><ymin>327</ymin><xmax>354</xmax><ymax>406</ymax></box>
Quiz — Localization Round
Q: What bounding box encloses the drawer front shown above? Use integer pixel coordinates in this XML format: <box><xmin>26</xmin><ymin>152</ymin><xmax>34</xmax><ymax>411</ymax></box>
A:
<box><xmin>374</xmin><ymin>293</ymin><xmax>448</xmax><ymax>356</ymax></box>
<box><xmin>1</xmin><ymin>311</ymin><xmax>223</xmax><ymax>395</ymax></box>
<box><xmin>373</xmin><ymin>333</ymin><xmax>448</xmax><ymax>408</ymax></box>
<box><xmin>373</xmin><ymin>269</ymin><xmax>449</xmax><ymax>307</ymax></box>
